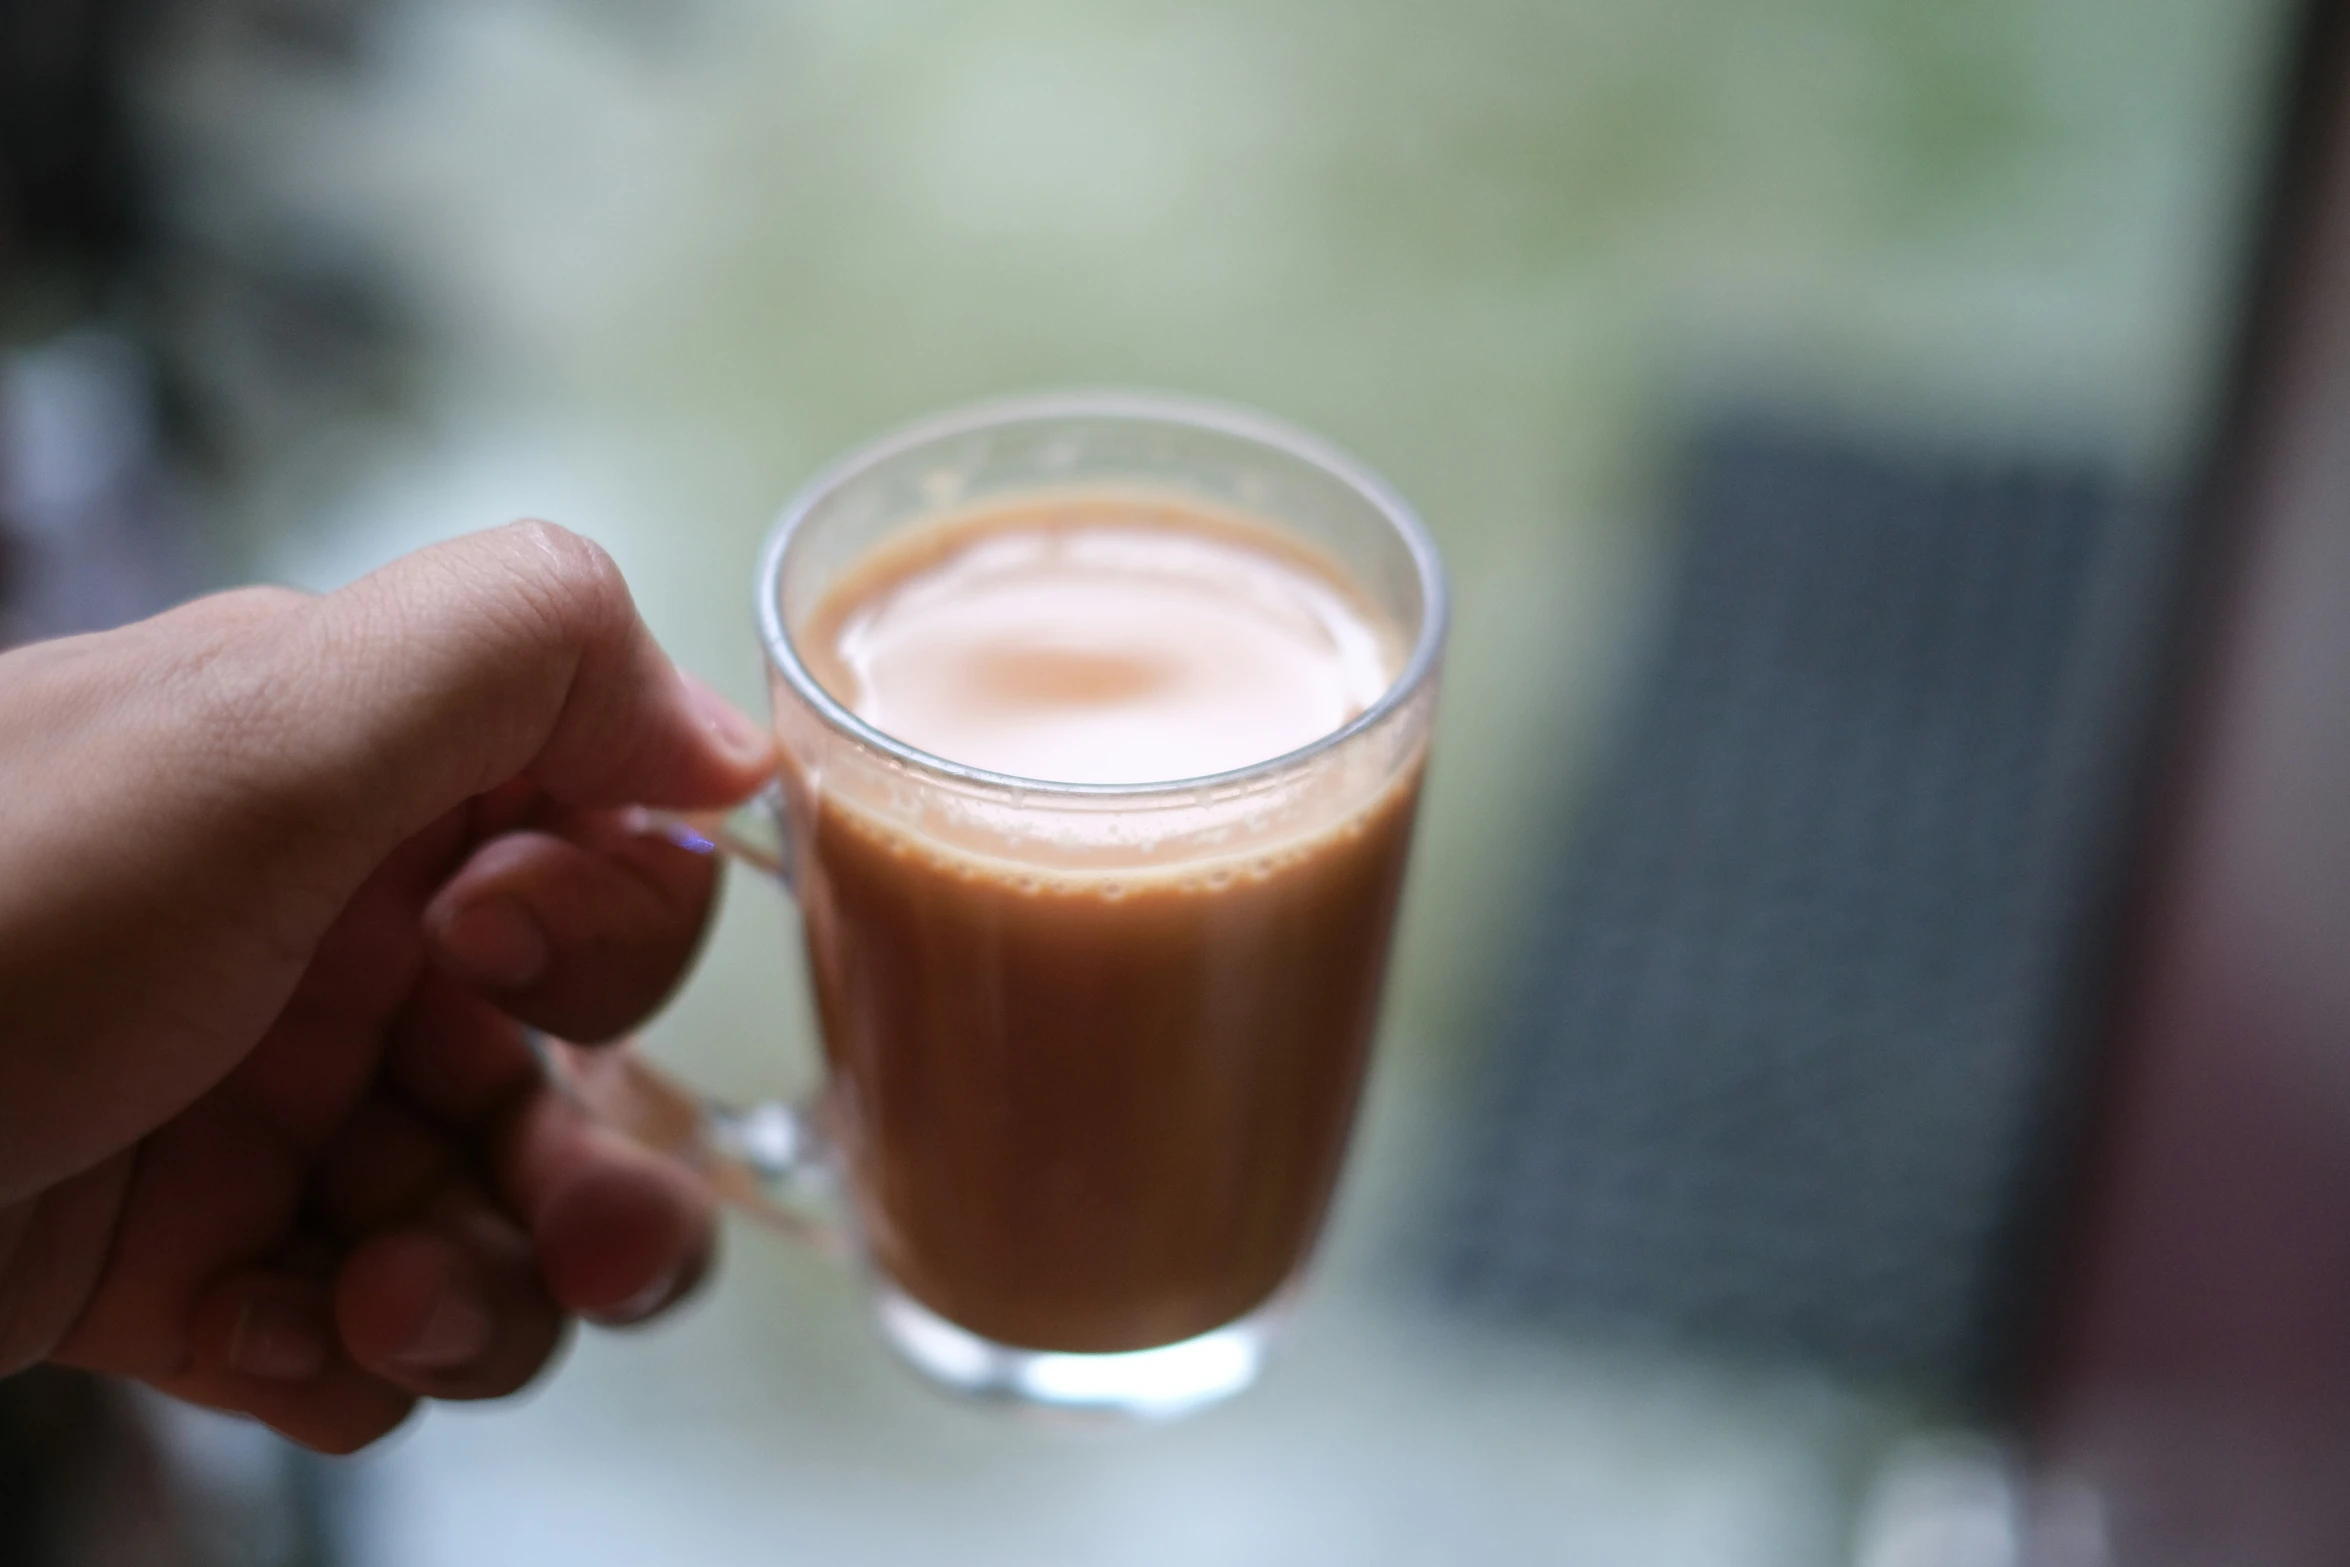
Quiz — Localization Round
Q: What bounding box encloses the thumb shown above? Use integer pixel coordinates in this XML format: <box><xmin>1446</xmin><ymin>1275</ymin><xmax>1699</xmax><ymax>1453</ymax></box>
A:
<box><xmin>262</xmin><ymin>520</ymin><xmax>773</xmax><ymax>861</ymax></box>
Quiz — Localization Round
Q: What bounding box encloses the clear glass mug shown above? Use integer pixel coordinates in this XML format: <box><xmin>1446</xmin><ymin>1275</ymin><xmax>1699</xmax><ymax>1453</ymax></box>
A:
<box><xmin>542</xmin><ymin>391</ymin><xmax>1446</xmax><ymax>1419</ymax></box>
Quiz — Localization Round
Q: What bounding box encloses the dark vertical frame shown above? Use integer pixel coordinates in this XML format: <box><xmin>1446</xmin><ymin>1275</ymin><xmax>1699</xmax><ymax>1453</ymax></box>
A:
<box><xmin>2031</xmin><ymin>1</ymin><xmax>2350</xmax><ymax>1558</ymax></box>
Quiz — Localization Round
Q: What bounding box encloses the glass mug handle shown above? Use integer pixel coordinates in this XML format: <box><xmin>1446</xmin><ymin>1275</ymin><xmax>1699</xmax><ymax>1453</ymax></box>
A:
<box><xmin>525</xmin><ymin>783</ymin><xmax>846</xmax><ymax>1255</ymax></box>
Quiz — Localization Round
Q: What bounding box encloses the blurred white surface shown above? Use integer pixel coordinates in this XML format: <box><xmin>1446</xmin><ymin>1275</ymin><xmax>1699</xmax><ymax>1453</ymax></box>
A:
<box><xmin>344</xmin><ymin>1255</ymin><xmax>1869</xmax><ymax>1567</ymax></box>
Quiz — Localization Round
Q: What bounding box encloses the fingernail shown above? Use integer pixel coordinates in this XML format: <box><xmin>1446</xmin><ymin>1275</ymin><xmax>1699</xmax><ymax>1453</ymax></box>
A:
<box><xmin>436</xmin><ymin>897</ymin><xmax>549</xmax><ymax>989</ymax></box>
<box><xmin>587</xmin><ymin>1259</ymin><xmax>685</xmax><ymax>1328</ymax></box>
<box><xmin>230</xmin><ymin>1296</ymin><xmax>329</xmax><ymax>1381</ymax></box>
<box><xmin>679</xmin><ymin>671</ymin><xmax>772</xmax><ymax>767</ymax></box>
<box><xmin>394</xmin><ymin>1278</ymin><xmax>495</xmax><ymax>1370</ymax></box>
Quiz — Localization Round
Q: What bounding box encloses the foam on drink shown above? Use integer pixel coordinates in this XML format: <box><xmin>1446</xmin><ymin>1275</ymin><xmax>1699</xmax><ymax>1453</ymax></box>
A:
<box><xmin>802</xmin><ymin>495</ymin><xmax>1398</xmax><ymax>785</ymax></box>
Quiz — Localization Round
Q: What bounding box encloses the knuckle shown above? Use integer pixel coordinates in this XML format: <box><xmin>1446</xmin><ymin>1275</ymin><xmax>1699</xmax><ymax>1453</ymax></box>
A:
<box><xmin>424</xmin><ymin>523</ymin><xmax>640</xmax><ymax>702</ymax></box>
<box><xmin>145</xmin><ymin>601</ymin><xmax>369</xmax><ymax>941</ymax></box>
<box><xmin>153</xmin><ymin>601</ymin><xmax>315</xmax><ymax>793</ymax></box>
<box><xmin>185</xmin><ymin>617</ymin><xmax>318</xmax><ymax>779</ymax></box>
<box><xmin>492</xmin><ymin>521</ymin><xmax>632</xmax><ymax>644</ymax></box>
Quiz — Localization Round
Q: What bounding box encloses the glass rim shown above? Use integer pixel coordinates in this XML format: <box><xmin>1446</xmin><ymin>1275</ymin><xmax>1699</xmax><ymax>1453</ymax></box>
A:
<box><xmin>753</xmin><ymin>388</ymin><xmax>1448</xmax><ymax>801</ymax></box>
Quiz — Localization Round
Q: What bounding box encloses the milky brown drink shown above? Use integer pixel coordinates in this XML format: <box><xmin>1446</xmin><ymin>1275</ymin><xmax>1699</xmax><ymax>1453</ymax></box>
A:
<box><xmin>794</xmin><ymin>491</ymin><xmax>1424</xmax><ymax>1353</ymax></box>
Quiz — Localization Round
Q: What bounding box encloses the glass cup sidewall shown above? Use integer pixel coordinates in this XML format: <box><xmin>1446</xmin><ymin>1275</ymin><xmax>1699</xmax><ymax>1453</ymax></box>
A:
<box><xmin>752</xmin><ymin>393</ymin><xmax>1444</xmax><ymax>1367</ymax></box>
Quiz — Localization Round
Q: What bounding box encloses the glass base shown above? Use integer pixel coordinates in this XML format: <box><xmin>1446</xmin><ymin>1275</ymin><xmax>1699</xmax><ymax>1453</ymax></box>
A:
<box><xmin>872</xmin><ymin>1283</ymin><xmax>1283</xmax><ymax>1420</ymax></box>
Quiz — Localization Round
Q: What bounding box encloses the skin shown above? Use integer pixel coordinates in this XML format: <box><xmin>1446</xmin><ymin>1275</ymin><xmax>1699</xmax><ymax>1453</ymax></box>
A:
<box><xmin>0</xmin><ymin>520</ymin><xmax>775</xmax><ymax>1453</ymax></box>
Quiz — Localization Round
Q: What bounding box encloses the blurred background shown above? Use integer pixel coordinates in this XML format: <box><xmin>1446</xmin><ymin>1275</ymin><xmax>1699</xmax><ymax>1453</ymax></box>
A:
<box><xmin>2</xmin><ymin>0</ymin><xmax>2333</xmax><ymax>1562</ymax></box>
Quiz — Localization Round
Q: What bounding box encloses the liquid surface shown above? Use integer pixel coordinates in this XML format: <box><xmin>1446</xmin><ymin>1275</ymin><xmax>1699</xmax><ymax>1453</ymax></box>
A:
<box><xmin>800</xmin><ymin>495</ymin><xmax>1396</xmax><ymax>784</ymax></box>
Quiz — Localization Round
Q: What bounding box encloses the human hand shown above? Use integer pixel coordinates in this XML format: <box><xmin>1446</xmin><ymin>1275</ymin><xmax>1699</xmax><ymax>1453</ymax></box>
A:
<box><xmin>0</xmin><ymin>522</ymin><xmax>773</xmax><ymax>1452</ymax></box>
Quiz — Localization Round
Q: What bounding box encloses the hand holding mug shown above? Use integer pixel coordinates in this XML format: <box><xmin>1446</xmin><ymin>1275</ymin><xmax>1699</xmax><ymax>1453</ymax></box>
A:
<box><xmin>0</xmin><ymin>393</ymin><xmax>1445</xmax><ymax>1445</ymax></box>
<box><xmin>0</xmin><ymin>522</ymin><xmax>768</xmax><ymax>1452</ymax></box>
